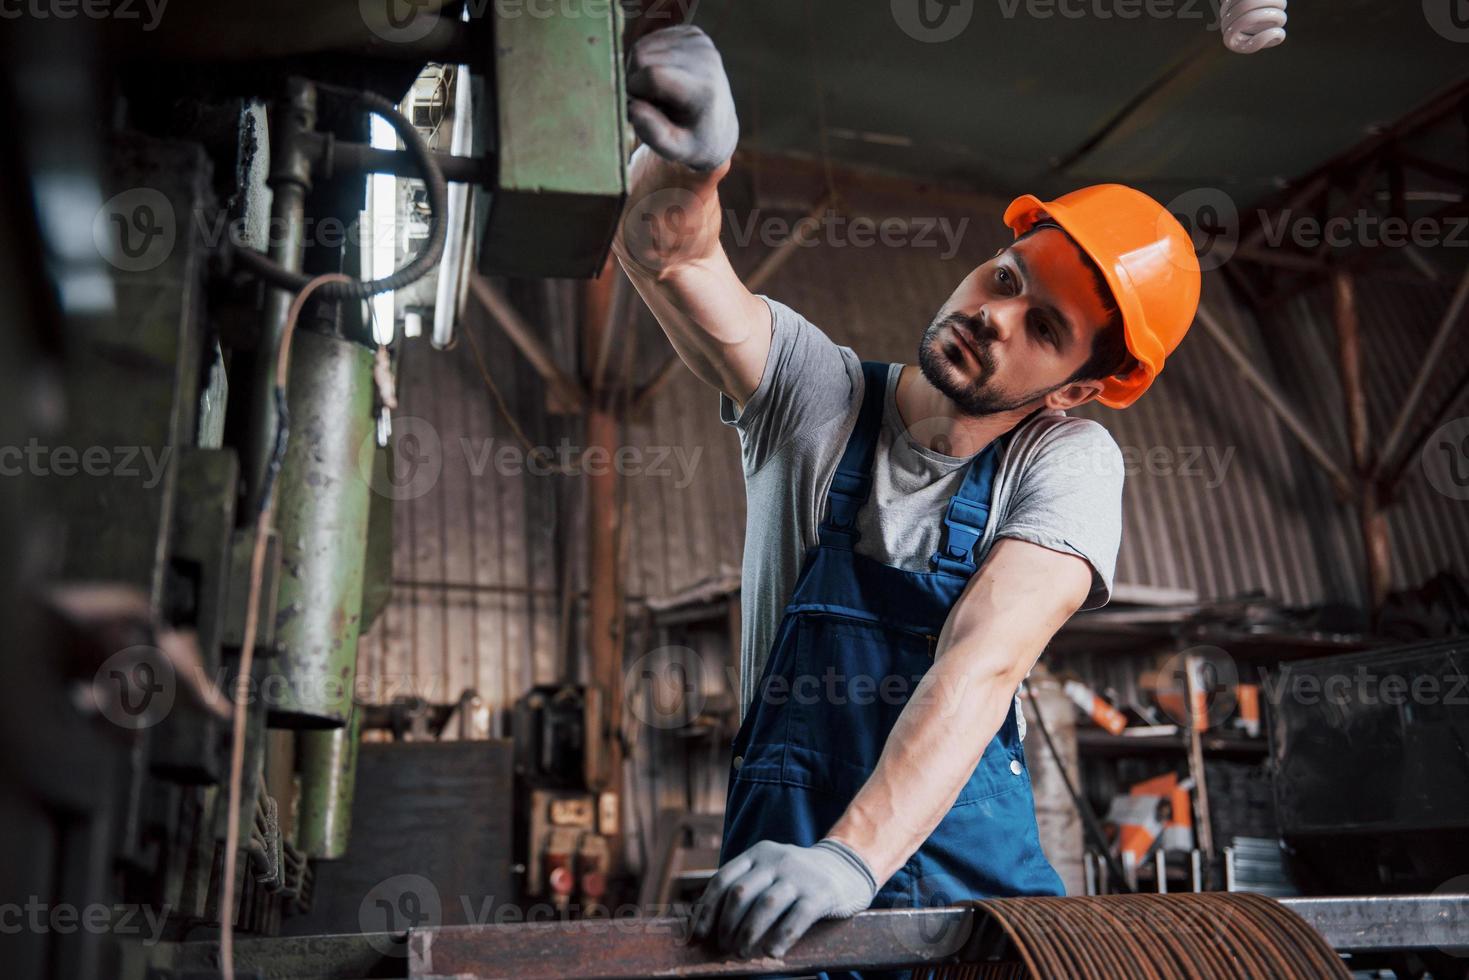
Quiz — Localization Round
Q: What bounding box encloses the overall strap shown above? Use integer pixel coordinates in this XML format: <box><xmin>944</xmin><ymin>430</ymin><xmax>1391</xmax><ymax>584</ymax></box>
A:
<box><xmin>819</xmin><ymin>361</ymin><xmax>890</xmax><ymax>549</ymax></box>
<box><xmin>931</xmin><ymin>441</ymin><xmax>1002</xmax><ymax>576</ymax></box>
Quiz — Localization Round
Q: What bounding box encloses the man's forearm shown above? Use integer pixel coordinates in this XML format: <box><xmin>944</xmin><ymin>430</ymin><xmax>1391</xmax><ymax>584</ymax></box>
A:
<box><xmin>613</xmin><ymin>143</ymin><xmax>771</xmax><ymax>403</ymax></box>
<box><xmin>614</xmin><ymin>28</ymin><xmax>772</xmax><ymax>406</ymax></box>
<box><xmin>614</xmin><ymin>144</ymin><xmax>728</xmax><ymax>279</ymax></box>
<box><xmin>825</xmin><ymin>649</ymin><xmax>1025</xmax><ymax>886</ymax></box>
<box><xmin>825</xmin><ymin>541</ymin><xmax>1089</xmax><ymax>886</ymax></box>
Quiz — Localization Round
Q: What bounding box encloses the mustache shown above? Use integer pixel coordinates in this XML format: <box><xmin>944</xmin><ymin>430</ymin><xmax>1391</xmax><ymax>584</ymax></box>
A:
<box><xmin>938</xmin><ymin>313</ymin><xmax>997</xmax><ymax>376</ymax></box>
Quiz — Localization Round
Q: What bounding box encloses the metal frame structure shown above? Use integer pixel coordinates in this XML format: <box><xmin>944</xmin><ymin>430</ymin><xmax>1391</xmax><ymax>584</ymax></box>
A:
<box><xmin>1200</xmin><ymin>82</ymin><xmax>1469</xmax><ymax>617</ymax></box>
<box><xmin>157</xmin><ymin>894</ymin><xmax>1468</xmax><ymax>979</ymax></box>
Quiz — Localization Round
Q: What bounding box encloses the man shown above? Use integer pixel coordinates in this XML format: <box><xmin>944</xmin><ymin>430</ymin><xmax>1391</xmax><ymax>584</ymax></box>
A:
<box><xmin>613</xmin><ymin>24</ymin><xmax>1201</xmax><ymax>974</ymax></box>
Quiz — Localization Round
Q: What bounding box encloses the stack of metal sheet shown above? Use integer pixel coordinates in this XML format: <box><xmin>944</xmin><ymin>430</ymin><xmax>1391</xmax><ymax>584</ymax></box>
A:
<box><xmin>1224</xmin><ymin>836</ymin><xmax>1298</xmax><ymax>897</ymax></box>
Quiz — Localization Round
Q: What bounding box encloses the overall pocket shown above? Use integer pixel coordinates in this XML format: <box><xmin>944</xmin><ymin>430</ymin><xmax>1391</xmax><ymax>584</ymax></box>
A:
<box><xmin>785</xmin><ymin>613</ymin><xmax>926</xmax><ymax>795</ymax></box>
<box><xmin>728</xmin><ymin>613</ymin><xmax>803</xmax><ymax>780</ymax></box>
<box><xmin>779</xmin><ymin>612</ymin><xmax>1012</xmax><ymax>805</ymax></box>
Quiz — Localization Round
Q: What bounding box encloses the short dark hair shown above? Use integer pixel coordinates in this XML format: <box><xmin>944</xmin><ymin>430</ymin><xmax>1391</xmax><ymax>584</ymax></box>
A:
<box><xmin>1017</xmin><ymin>220</ymin><xmax>1137</xmax><ymax>385</ymax></box>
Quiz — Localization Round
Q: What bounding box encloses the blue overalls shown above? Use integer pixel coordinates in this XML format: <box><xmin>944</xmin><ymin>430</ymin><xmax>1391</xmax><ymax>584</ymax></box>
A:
<box><xmin>720</xmin><ymin>361</ymin><xmax>1063</xmax><ymax>980</ymax></box>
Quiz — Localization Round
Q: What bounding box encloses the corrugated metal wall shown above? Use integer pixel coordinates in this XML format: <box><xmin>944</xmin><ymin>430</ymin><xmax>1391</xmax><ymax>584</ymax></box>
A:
<box><xmin>357</xmin><ymin>293</ymin><xmax>572</xmax><ymax>727</ymax></box>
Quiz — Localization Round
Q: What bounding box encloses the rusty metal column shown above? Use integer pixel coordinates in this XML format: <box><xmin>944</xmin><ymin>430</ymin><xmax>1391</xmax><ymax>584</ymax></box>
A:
<box><xmin>583</xmin><ymin>261</ymin><xmax>624</xmax><ymax>798</ymax></box>
<box><xmin>1332</xmin><ymin>270</ymin><xmax>1391</xmax><ymax>615</ymax></box>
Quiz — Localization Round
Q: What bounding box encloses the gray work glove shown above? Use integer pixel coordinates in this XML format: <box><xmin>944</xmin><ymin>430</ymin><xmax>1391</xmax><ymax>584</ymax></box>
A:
<box><xmin>627</xmin><ymin>25</ymin><xmax>739</xmax><ymax>172</ymax></box>
<box><xmin>689</xmin><ymin>838</ymin><xmax>879</xmax><ymax>959</ymax></box>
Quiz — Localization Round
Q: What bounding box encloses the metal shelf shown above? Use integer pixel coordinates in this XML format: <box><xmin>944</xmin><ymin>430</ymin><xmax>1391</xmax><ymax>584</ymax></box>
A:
<box><xmin>1075</xmin><ymin>728</ymin><xmax>1269</xmax><ymax>758</ymax></box>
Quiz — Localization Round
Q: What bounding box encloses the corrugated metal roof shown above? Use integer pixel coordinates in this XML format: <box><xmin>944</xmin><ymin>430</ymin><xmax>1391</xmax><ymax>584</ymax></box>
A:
<box><xmin>696</xmin><ymin>0</ymin><xmax>1469</xmax><ymax>209</ymax></box>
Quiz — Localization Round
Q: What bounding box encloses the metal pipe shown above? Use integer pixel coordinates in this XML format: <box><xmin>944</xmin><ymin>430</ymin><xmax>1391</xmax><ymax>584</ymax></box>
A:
<box><xmin>326</xmin><ymin>139</ymin><xmax>493</xmax><ymax>186</ymax></box>
<box><xmin>295</xmin><ymin>701</ymin><xmax>362</xmax><ymax>859</ymax></box>
<box><xmin>243</xmin><ymin>78</ymin><xmax>316</xmax><ymax>509</ymax></box>
<box><xmin>432</xmin><ymin>66</ymin><xmax>476</xmax><ymax>351</ymax></box>
<box><xmin>1194</xmin><ymin>304</ymin><xmax>1355</xmax><ymax>497</ymax></box>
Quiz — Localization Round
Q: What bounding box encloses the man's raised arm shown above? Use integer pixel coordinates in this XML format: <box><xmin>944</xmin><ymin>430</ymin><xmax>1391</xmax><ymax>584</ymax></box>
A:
<box><xmin>613</xmin><ymin>25</ymin><xmax>771</xmax><ymax>409</ymax></box>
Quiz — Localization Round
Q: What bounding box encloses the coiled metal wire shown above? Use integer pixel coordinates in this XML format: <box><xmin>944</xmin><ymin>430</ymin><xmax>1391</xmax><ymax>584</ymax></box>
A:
<box><xmin>920</xmin><ymin>893</ymin><xmax>1350</xmax><ymax>980</ymax></box>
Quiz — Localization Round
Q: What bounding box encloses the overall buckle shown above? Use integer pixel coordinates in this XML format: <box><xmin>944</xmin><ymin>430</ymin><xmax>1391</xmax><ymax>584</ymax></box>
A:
<box><xmin>930</xmin><ymin>498</ymin><xmax>987</xmax><ymax>575</ymax></box>
<box><xmin>823</xmin><ymin>471</ymin><xmax>870</xmax><ymax>540</ymax></box>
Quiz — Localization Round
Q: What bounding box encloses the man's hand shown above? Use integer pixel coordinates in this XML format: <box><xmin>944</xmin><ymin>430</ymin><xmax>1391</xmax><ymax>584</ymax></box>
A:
<box><xmin>627</xmin><ymin>25</ymin><xmax>739</xmax><ymax>172</ymax></box>
<box><xmin>689</xmin><ymin>839</ymin><xmax>878</xmax><ymax>959</ymax></box>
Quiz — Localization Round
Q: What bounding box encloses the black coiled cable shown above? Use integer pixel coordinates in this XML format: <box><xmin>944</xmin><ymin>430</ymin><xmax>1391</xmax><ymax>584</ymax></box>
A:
<box><xmin>233</xmin><ymin>83</ymin><xmax>449</xmax><ymax>299</ymax></box>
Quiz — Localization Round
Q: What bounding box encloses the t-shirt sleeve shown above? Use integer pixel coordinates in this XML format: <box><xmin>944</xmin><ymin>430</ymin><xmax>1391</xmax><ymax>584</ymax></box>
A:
<box><xmin>994</xmin><ymin>418</ymin><xmax>1124</xmax><ymax>610</ymax></box>
<box><xmin>718</xmin><ymin>294</ymin><xmax>859</xmax><ymax>475</ymax></box>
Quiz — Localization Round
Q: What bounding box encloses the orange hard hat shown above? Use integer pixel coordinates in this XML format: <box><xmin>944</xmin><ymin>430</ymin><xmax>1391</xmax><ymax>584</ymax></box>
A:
<box><xmin>1003</xmin><ymin>184</ymin><xmax>1201</xmax><ymax>408</ymax></box>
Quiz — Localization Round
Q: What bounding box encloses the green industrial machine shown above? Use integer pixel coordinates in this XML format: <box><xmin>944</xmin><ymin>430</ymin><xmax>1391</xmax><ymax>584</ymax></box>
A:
<box><xmin>2</xmin><ymin>0</ymin><xmax>639</xmax><ymax>975</ymax></box>
<box><xmin>271</xmin><ymin>329</ymin><xmax>376</xmax><ymax>729</ymax></box>
<box><xmin>477</xmin><ymin>0</ymin><xmax>630</xmax><ymax>277</ymax></box>
<box><xmin>296</xmin><ymin>705</ymin><xmax>363</xmax><ymax>859</ymax></box>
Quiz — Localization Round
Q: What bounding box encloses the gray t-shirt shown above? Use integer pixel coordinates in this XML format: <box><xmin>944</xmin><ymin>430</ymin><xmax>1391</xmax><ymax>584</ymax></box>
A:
<box><xmin>720</xmin><ymin>295</ymin><xmax>1125</xmax><ymax>723</ymax></box>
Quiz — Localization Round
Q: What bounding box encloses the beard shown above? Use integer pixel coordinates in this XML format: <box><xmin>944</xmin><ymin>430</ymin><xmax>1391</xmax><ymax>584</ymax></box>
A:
<box><xmin>918</xmin><ymin>311</ymin><xmax>1060</xmax><ymax>416</ymax></box>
